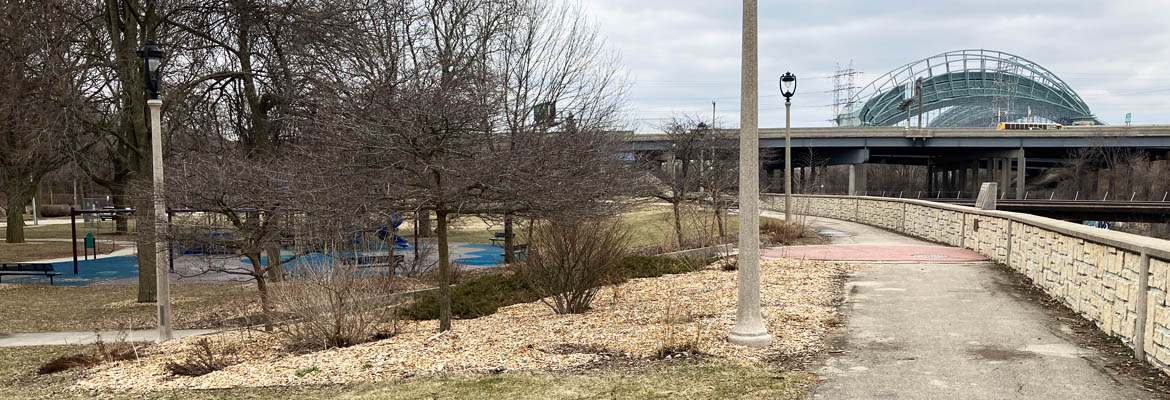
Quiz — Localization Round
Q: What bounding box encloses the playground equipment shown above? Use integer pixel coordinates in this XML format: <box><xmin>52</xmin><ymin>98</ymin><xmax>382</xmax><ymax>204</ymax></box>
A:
<box><xmin>69</xmin><ymin>206</ymin><xmax>136</xmax><ymax>275</ymax></box>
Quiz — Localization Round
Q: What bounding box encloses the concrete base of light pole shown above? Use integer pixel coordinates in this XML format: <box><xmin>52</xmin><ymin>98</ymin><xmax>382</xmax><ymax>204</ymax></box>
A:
<box><xmin>729</xmin><ymin>324</ymin><xmax>774</xmax><ymax>348</ymax></box>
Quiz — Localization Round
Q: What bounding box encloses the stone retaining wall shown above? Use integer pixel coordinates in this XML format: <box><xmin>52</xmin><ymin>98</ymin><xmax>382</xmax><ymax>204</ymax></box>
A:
<box><xmin>766</xmin><ymin>194</ymin><xmax>1170</xmax><ymax>375</ymax></box>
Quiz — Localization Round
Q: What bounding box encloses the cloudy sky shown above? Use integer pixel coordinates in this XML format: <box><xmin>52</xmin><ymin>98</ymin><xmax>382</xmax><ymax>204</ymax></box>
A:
<box><xmin>579</xmin><ymin>0</ymin><xmax>1170</xmax><ymax>132</ymax></box>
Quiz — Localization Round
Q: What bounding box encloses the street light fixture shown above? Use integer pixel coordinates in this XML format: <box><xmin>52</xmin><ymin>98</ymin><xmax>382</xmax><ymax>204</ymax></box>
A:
<box><xmin>138</xmin><ymin>39</ymin><xmax>171</xmax><ymax>342</ymax></box>
<box><xmin>779</xmin><ymin>72</ymin><xmax>797</xmax><ymax>221</ymax></box>
<box><xmin>138</xmin><ymin>40</ymin><xmax>165</xmax><ymax>99</ymax></box>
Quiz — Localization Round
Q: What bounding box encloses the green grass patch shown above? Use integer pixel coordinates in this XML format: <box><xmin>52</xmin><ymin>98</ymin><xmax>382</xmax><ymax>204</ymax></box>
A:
<box><xmin>0</xmin><ymin>241</ymin><xmax>125</xmax><ymax>263</ymax></box>
<box><xmin>1</xmin><ymin>219</ymin><xmax>135</xmax><ymax>241</ymax></box>
<box><xmin>0</xmin><ymin>283</ymin><xmax>256</xmax><ymax>333</ymax></box>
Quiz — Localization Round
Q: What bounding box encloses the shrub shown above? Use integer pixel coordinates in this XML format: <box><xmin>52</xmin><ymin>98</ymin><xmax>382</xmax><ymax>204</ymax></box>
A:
<box><xmin>613</xmin><ymin>256</ymin><xmax>697</xmax><ymax>282</ymax></box>
<box><xmin>403</xmin><ymin>255</ymin><xmax>705</xmax><ymax>320</ymax></box>
<box><xmin>38</xmin><ymin>204</ymin><xmax>73</xmax><ymax>218</ymax></box>
<box><xmin>272</xmin><ymin>262</ymin><xmax>398</xmax><ymax>351</ymax></box>
<box><xmin>38</xmin><ymin>333</ymin><xmax>139</xmax><ymax>374</ymax></box>
<box><xmin>760</xmin><ymin>219</ymin><xmax>814</xmax><ymax>246</ymax></box>
<box><xmin>164</xmin><ymin>338</ymin><xmax>235</xmax><ymax>377</ymax></box>
<box><xmin>402</xmin><ymin>272</ymin><xmax>538</xmax><ymax>320</ymax></box>
<box><xmin>295</xmin><ymin>366</ymin><xmax>319</xmax><ymax>377</ymax></box>
<box><xmin>520</xmin><ymin>219</ymin><xmax>631</xmax><ymax>314</ymax></box>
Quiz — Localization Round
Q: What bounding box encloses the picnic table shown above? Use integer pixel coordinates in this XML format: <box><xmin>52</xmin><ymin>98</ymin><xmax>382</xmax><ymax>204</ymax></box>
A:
<box><xmin>0</xmin><ymin>263</ymin><xmax>61</xmax><ymax>285</ymax></box>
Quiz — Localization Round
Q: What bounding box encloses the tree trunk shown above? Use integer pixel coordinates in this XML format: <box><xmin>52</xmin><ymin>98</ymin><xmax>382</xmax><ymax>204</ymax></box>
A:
<box><xmin>111</xmin><ymin>184</ymin><xmax>129</xmax><ymax>234</ymax></box>
<box><xmin>671</xmin><ymin>200</ymin><xmax>684</xmax><ymax>248</ymax></box>
<box><xmin>715</xmin><ymin>201</ymin><xmax>725</xmax><ymax>237</ymax></box>
<box><xmin>5</xmin><ymin>201</ymin><xmax>24</xmax><ymax>244</ymax></box>
<box><xmin>418</xmin><ymin>210</ymin><xmax>433</xmax><ymax>237</ymax></box>
<box><xmin>387</xmin><ymin>237</ymin><xmax>396</xmax><ymax>278</ymax></box>
<box><xmin>503</xmin><ymin>213</ymin><xmax>515</xmax><ymax>264</ymax></box>
<box><xmin>436</xmin><ymin>209</ymin><xmax>451</xmax><ymax>332</ymax></box>
<box><xmin>265</xmin><ymin>246</ymin><xmax>284</xmax><ymax>281</ymax></box>
<box><xmin>245</xmin><ymin>253</ymin><xmax>275</xmax><ymax>331</ymax></box>
<box><xmin>5</xmin><ymin>184</ymin><xmax>37</xmax><ymax>244</ymax></box>
<box><xmin>135</xmin><ymin>190</ymin><xmax>157</xmax><ymax>303</ymax></box>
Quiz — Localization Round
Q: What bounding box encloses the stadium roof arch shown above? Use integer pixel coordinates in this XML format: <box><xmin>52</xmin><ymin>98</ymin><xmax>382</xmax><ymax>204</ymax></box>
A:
<box><xmin>837</xmin><ymin>49</ymin><xmax>1102</xmax><ymax>127</ymax></box>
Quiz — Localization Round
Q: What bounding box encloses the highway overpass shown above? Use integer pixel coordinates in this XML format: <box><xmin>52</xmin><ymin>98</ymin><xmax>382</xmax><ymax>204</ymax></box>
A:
<box><xmin>626</xmin><ymin>125</ymin><xmax>1170</xmax><ymax>200</ymax></box>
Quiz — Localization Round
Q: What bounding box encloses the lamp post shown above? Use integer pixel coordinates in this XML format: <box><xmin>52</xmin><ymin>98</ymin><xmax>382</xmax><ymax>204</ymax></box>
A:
<box><xmin>780</xmin><ymin>72</ymin><xmax>797</xmax><ymax>221</ymax></box>
<box><xmin>728</xmin><ymin>0</ymin><xmax>772</xmax><ymax>348</ymax></box>
<box><xmin>137</xmin><ymin>40</ymin><xmax>171</xmax><ymax>342</ymax></box>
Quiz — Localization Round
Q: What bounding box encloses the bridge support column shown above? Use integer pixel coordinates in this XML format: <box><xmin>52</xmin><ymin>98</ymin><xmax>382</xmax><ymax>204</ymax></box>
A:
<box><xmin>970</xmin><ymin>160</ymin><xmax>980</xmax><ymax>194</ymax></box>
<box><xmin>999</xmin><ymin>158</ymin><xmax>1010</xmax><ymax>198</ymax></box>
<box><xmin>958</xmin><ymin>164</ymin><xmax>968</xmax><ymax>197</ymax></box>
<box><xmin>1016</xmin><ymin>150</ymin><xmax>1026</xmax><ymax>200</ymax></box>
<box><xmin>926</xmin><ymin>160</ymin><xmax>934</xmax><ymax>193</ymax></box>
<box><xmin>848</xmin><ymin>163</ymin><xmax>867</xmax><ymax>196</ymax></box>
<box><xmin>987</xmin><ymin>159</ymin><xmax>996</xmax><ymax>191</ymax></box>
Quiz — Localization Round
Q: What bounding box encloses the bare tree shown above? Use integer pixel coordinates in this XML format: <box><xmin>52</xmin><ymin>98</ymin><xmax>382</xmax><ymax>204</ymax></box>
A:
<box><xmin>324</xmin><ymin>0</ymin><xmax>634</xmax><ymax>332</ymax></box>
<box><xmin>642</xmin><ymin>115</ymin><xmax>714</xmax><ymax>247</ymax></box>
<box><xmin>0</xmin><ymin>0</ymin><xmax>87</xmax><ymax>243</ymax></box>
<box><xmin>694</xmin><ymin>126</ymin><xmax>737</xmax><ymax>237</ymax></box>
<box><xmin>489</xmin><ymin>0</ymin><xmax>631</xmax><ymax>262</ymax></box>
<box><xmin>65</xmin><ymin>0</ymin><xmax>173</xmax><ymax>301</ymax></box>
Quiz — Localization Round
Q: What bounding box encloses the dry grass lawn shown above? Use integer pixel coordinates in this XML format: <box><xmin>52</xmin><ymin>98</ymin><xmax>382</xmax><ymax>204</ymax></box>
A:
<box><xmin>0</xmin><ymin>283</ymin><xmax>258</xmax><ymax>333</ymax></box>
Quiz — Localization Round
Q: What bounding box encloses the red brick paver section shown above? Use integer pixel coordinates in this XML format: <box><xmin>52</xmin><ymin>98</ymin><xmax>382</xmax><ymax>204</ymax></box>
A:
<box><xmin>761</xmin><ymin>245</ymin><xmax>987</xmax><ymax>262</ymax></box>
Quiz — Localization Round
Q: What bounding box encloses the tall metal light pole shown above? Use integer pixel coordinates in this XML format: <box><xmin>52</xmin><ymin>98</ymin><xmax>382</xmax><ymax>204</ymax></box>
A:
<box><xmin>138</xmin><ymin>40</ymin><xmax>171</xmax><ymax>342</ymax></box>
<box><xmin>728</xmin><ymin>0</ymin><xmax>772</xmax><ymax>348</ymax></box>
<box><xmin>780</xmin><ymin>72</ymin><xmax>797</xmax><ymax>221</ymax></box>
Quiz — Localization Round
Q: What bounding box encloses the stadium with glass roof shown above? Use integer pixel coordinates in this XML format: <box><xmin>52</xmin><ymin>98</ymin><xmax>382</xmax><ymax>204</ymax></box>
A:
<box><xmin>837</xmin><ymin>49</ymin><xmax>1103</xmax><ymax>127</ymax></box>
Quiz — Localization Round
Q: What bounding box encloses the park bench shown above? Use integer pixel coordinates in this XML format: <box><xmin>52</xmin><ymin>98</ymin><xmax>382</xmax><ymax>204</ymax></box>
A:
<box><xmin>512</xmin><ymin>244</ymin><xmax>529</xmax><ymax>260</ymax></box>
<box><xmin>353</xmin><ymin>254</ymin><xmax>405</xmax><ymax>269</ymax></box>
<box><xmin>489</xmin><ymin>232</ymin><xmax>512</xmax><ymax>247</ymax></box>
<box><xmin>0</xmin><ymin>263</ymin><xmax>61</xmax><ymax>285</ymax></box>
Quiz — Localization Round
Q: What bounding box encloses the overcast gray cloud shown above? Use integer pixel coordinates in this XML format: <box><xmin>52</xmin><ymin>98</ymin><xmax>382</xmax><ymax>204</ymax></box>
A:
<box><xmin>580</xmin><ymin>0</ymin><xmax>1170</xmax><ymax>131</ymax></box>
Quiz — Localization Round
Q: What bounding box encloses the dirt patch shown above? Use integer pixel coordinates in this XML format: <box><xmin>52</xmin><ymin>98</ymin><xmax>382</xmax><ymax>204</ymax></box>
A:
<box><xmin>988</xmin><ymin>263</ymin><xmax>1170</xmax><ymax>397</ymax></box>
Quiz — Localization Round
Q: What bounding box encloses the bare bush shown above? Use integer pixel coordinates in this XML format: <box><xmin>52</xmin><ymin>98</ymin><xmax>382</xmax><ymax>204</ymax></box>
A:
<box><xmin>271</xmin><ymin>260</ymin><xmax>399</xmax><ymax>351</ymax></box>
<box><xmin>521</xmin><ymin>219</ymin><xmax>631</xmax><ymax>314</ymax></box>
<box><xmin>653</xmin><ymin>298</ymin><xmax>708</xmax><ymax>360</ymax></box>
<box><xmin>164</xmin><ymin>338</ymin><xmax>237</xmax><ymax>377</ymax></box>
<box><xmin>38</xmin><ymin>331</ymin><xmax>141</xmax><ymax>375</ymax></box>
<box><xmin>761</xmin><ymin>219</ymin><xmax>817</xmax><ymax>246</ymax></box>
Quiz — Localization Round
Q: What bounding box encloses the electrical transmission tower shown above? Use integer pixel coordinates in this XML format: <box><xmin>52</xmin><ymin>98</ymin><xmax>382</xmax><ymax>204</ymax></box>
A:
<box><xmin>830</xmin><ymin>61</ymin><xmax>859</xmax><ymax>126</ymax></box>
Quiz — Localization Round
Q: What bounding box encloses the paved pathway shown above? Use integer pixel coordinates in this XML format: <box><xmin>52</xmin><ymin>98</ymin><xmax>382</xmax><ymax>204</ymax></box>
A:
<box><xmin>0</xmin><ymin>329</ymin><xmax>217</xmax><ymax>347</ymax></box>
<box><xmin>0</xmin><ymin>218</ymin><xmax>73</xmax><ymax>228</ymax></box>
<box><xmin>760</xmin><ymin>213</ymin><xmax>1154</xmax><ymax>399</ymax></box>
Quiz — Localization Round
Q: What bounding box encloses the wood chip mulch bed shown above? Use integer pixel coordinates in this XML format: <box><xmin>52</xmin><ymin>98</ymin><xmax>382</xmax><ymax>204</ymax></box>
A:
<box><xmin>77</xmin><ymin>258</ymin><xmax>852</xmax><ymax>391</ymax></box>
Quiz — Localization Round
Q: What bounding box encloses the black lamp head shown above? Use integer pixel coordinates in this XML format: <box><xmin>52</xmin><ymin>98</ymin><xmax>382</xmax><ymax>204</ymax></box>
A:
<box><xmin>780</xmin><ymin>71</ymin><xmax>797</xmax><ymax>100</ymax></box>
<box><xmin>137</xmin><ymin>40</ymin><xmax>166</xmax><ymax>99</ymax></box>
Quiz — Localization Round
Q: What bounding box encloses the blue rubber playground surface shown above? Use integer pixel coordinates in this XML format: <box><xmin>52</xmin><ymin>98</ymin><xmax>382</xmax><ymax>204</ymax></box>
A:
<box><xmin>0</xmin><ymin>256</ymin><xmax>141</xmax><ymax>286</ymax></box>
<box><xmin>3</xmin><ymin>243</ymin><xmax>508</xmax><ymax>286</ymax></box>
<box><xmin>455</xmin><ymin>244</ymin><xmax>508</xmax><ymax>266</ymax></box>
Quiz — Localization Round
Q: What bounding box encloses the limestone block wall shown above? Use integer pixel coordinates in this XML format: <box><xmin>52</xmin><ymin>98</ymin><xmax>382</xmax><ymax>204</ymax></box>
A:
<box><xmin>761</xmin><ymin>194</ymin><xmax>1170</xmax><ymax>375</ymax></box>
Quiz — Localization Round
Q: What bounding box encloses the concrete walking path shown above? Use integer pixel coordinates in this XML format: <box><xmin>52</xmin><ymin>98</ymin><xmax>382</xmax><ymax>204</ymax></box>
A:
<box><xmin>0</xmin><ymin>329</ymin><xmax>218</xmax><ymax>347</ymax></box>
<box><xmin>759</xmin><ymin>213</ymin><xmax>1154</xmax><ymax>399</ymax></box>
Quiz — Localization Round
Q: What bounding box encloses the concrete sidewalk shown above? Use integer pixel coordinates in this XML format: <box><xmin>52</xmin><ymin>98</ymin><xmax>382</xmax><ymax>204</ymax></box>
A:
<box><xmin>0</xmin><ymin>329</ymin><xmax>217</xmax><ymax>347</ymax></box>
<box><xmin>786</xmin><ymin>215</ymin><xmax>1156</xmax><ymax>399</ymax></box>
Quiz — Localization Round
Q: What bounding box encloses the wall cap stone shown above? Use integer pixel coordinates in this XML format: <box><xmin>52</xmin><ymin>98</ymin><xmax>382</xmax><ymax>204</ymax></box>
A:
<box><xmin>770</xmin><ymin>194</ymin><xmax>1170</xmax><ymax>260</ymax></box>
